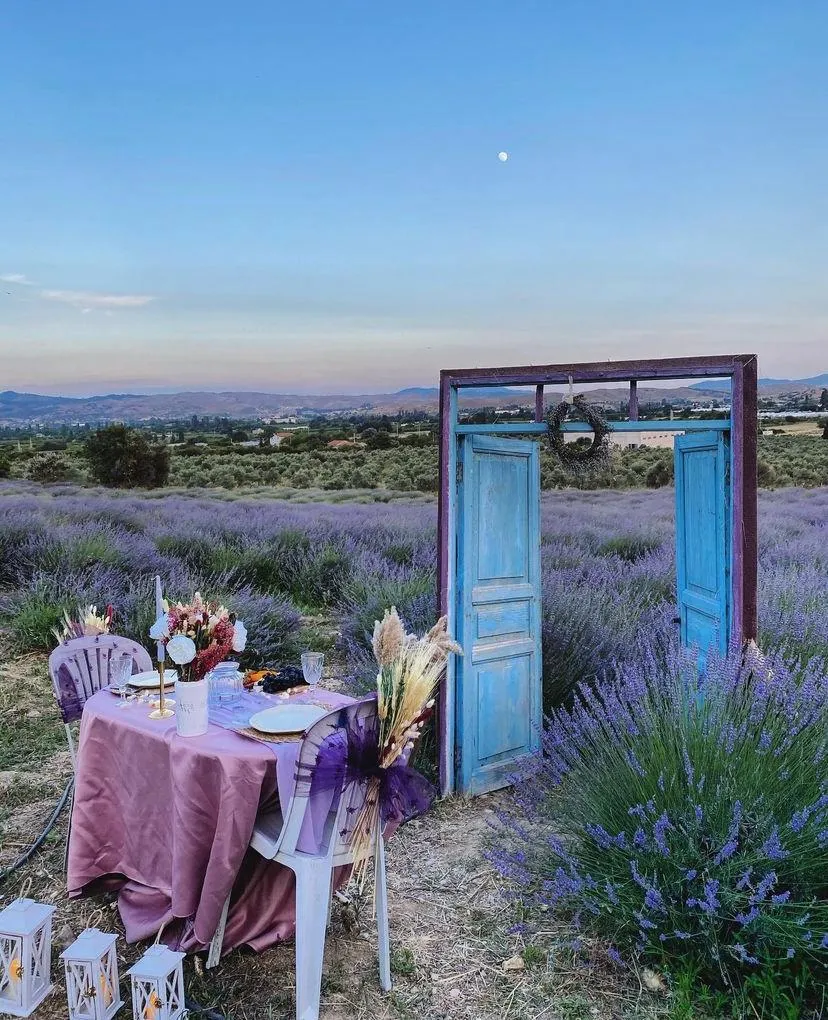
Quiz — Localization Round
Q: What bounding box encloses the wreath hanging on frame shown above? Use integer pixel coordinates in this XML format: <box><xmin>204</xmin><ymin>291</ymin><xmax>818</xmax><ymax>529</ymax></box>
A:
<box><xmin>545</xmin><ymin>395</ymin><xmax>612</xmax><ymax>467</ymax></box>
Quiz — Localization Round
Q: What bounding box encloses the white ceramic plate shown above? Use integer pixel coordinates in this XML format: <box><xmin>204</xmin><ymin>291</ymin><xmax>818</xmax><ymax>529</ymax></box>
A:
<box><xmin>128</xmin><ymin>670</ymin><xmax>178</xmax><ymax>689</ymax></box>
<box><xmin>249</xmin><ymin>704</ymin><xmax>327</xmax><ymax>735</ymax></box>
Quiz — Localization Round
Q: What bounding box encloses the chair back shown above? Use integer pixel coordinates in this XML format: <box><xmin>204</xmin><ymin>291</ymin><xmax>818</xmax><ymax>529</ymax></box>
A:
<box><xmin>279</xmin><ymin>696</ymin><xmax>380</xmax><ymax>861</ymax></box>
<box><xmin>48</xmin><ymin>634</ymin><xmax>153</xmax><ymax>723</ymax></box>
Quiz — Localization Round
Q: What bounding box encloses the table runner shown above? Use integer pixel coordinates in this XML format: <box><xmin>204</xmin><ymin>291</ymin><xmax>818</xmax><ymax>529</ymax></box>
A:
<box><xmin>67</xmin><ymin>685</ymin><xmax>354</xmax><ymax>955</ymax></box>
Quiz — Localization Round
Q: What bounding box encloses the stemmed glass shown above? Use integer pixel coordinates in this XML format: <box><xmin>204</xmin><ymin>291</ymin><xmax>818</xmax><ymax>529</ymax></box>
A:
<box><xmin>301</xmin><ymin>652</ymin><xmax>325</xmax><ymax>686</ymax></box>
<box><xmin>112</xmin><ymin>657</ymin><xmax>134</xmax><ymax>708</ymax></box>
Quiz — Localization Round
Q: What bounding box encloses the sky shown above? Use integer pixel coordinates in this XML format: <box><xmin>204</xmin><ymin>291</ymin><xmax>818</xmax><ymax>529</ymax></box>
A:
<box><xmin>1</xmin><ymin>1</ymin><xmax>827</xmax><ymax>396</ymax></box>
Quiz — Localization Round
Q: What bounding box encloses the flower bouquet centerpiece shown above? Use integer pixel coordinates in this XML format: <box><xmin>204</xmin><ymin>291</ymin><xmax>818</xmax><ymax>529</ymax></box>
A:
<box><xmin>150</xmin><ymin>592</ymin><xmax>246</xmax><ymax>737</ymax></box>
<box><xmin>53</xmin><ymin>604</ymin><xmax>114</xmax><ymax>645</ymax></box>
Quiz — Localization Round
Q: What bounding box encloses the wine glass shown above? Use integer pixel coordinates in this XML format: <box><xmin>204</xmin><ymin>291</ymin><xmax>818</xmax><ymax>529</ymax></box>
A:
<box><xmin>112</xmin><ymin>657</ymin><xmax>134</xmax><ymax>708</ymax></box>
<box><xmin>301</xmin><ymin>652</ymin><xmax>324</xmax><ymax>686</ymax></box>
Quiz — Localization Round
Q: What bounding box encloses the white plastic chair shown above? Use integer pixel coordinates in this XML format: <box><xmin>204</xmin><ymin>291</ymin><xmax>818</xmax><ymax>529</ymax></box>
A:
<box><xmin>48</xmin><ymin>634</ymin><xmax>153</xmax><ymax>769</ymax></box>
<box><xmin>208</xmin><ymin>697</ymin><xmax>391</xmax><ymax>1020</ymax></box>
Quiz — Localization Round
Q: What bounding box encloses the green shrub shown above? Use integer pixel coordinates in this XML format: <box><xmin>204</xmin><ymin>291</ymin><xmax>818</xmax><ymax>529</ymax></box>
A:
<box><xmin>85</xmin><ymin>425</ymin><xmax>169</xmax><ymax>488</ymax></box>
<box><xmin>25</xmin><ymin>452</ymin><xmax>78</xmax><ymax>483</ymax></box>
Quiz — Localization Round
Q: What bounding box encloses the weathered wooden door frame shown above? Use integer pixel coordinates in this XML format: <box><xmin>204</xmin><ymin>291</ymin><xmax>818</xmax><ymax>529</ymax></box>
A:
<box><xmin>437</xmin><ymin>354</ymin><xmax>758</xmax><ymax>795</ymax></box>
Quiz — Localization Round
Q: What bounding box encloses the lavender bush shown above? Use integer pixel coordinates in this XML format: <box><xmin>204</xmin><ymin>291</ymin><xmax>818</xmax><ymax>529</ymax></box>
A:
<box><xmin>490</xmin><ymin>645</ymin><xmax>828</xmax><ymax>991</ymax></box>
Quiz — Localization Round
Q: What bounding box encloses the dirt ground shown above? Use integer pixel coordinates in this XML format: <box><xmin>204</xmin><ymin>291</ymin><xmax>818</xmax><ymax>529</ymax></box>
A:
<box><xmin>0</xmin><ymin>653</ymin><xmax>669</xmax><ymax>1020</ymax></box>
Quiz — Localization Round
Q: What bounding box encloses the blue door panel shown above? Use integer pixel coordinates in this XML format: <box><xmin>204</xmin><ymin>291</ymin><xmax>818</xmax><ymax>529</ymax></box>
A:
<box><xmin>674</xmin><ymin>430</ymin><xmax>731</xmax><ymax>666</ymax></box>
<box><xmin>476</xmin><ymin>655</ymin><xmax>534</xmax><ymax>763</ymax></box>
<box><xmin>456</xmin><ymin>434</ymin><xmax>542</xmax><ymax>795</ymax></box>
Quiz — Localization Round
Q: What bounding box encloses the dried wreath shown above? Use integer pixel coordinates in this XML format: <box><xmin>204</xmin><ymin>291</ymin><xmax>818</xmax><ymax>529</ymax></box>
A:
<box><xmin>545</xmin><ymin>395</ymin><xmax>612</xmax><ymax>467</ymax></box>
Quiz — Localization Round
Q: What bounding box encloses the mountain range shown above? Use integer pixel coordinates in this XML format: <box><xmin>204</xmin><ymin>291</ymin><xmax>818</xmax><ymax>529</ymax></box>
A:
<box><xmin>0</xmin><ymin>374</ymin><xmax>824</xmax><ymax>424</ymax></box>
<box><xmin>690</xmin><ymin>373</ymin><xmax>828</xmax><ymax>394</ymax></box>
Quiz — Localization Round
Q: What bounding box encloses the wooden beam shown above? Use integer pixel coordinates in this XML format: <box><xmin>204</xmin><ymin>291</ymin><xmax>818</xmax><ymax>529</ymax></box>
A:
<box><xmin>442</xmin><ymin>354</ymin><xmax>751</xmax><ymax>387</ymax></box>
<box><xmin>629</xmin><ymin>380</ymin><xmax>639</xmax><ymax>421</ymax></box>
<box><xmin>730</xmin><ymin>357</ymin><xmax>758</xmax><ymax>643</ymax></box>
<box><xmin>437</xmin><ymin>375</ymin><xmax>458</xmax><ymax>795</ymax></box>
<box><xmin>455</xmin><ymin>419</ymin><xmax>731</xmax><ymax>434</ymax></box>
<box><xmin>534</xmin><ymin>384</ymin><xmax>545</xmax><ymax>422</ymax></box>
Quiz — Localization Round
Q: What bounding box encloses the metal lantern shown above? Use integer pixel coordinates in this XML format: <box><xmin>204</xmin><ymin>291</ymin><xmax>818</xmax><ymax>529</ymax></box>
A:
<box><xmin>0</xmin><ymin>897</ymin><xmax>56</xmax><ymax>1017</ymax></box>
<box><xmin>127</xmin><ymin>945</ymin><xmax>185</xmax><ymax>1020</ymax></box>
<box><xmin>60</xmin><ymin>928</ymin><xmax>123</xmax><ymax>1020</ymax></box>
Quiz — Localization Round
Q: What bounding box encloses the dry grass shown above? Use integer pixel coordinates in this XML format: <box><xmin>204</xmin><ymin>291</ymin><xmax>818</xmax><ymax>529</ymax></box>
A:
<box><xmin>0</xmin><ymin>652</ymin><xmax>669</xmax><ymax>1020</ymax></box>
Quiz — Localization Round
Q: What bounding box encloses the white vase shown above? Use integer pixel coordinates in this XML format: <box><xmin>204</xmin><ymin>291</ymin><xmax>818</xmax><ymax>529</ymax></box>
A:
<box><xmin>175</xmin><ymin>677</ymin><xmax>209</xmax><ymax>737</ymax></box>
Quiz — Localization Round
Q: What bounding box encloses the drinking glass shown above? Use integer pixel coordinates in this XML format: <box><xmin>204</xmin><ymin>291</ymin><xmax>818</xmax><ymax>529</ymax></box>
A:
<box><xmin>112</xmin><ymin>657</ymin><xmax>134</xmax><ymax>708</ymax></box>
<box><xmin>301</xmin><ymin>652</ymin><xmax>324</xmax><ymax>686</ymax></box>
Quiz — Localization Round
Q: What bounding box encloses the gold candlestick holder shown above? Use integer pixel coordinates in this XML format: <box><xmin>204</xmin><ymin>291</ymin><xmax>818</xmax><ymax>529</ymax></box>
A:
<box><xmin>149</xmin><ymin>659</ymin><xmax>175</xmax><ymax>720</ymax></box>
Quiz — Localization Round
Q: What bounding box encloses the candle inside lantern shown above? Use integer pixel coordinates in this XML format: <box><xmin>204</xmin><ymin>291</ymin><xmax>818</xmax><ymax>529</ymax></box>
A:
<box><xmin>154</xmin><ymin>575</ymin><xmax>165</xmax><ymax>663</ymax></box>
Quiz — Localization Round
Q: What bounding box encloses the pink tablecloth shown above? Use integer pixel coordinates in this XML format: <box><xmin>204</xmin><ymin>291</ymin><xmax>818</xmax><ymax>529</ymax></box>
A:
<box><xmin>67</xmin><ymin>687</ymin><xmax>354</xmax><ymax>955</ymax></box>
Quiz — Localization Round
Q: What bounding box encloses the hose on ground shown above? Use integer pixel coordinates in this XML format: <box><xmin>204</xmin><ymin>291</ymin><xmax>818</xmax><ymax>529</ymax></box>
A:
<box><xmin>185</xmin><ymin>998</ymin><xmax>227</xmax><ymax>1018</ymax></box>
<box><xmin>0</xmin><ymin>777</ymin><xmax>74</xmax><ymax>885</ymax></box>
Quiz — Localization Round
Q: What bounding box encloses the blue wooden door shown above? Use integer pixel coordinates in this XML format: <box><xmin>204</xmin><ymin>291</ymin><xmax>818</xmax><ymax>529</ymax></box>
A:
<box><xmin>674</xmin><ymin>430</ymin><xmax>731</xmax><ymax>663</ymax></box>
<box><xmin>455</xmin><ymin>434</ymin><xmax>542</xmax><ymax>795</ymax></box>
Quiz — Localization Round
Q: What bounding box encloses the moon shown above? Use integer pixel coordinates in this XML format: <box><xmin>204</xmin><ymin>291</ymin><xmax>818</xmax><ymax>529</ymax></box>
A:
<box><xmin>498</xmin><ymin>151</ymin><xmax>509</xmax><ymax>162</ymax></box>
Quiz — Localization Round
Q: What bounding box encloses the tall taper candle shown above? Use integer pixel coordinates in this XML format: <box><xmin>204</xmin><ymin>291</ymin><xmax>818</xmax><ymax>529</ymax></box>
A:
<box><xmin>154</xmin><ymin>575</ymin><xmax>165</xmax><ymax>662</ymax></box>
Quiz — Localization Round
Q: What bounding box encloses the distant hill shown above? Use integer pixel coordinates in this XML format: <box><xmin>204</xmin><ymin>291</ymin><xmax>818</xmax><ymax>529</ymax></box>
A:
<box><xmin>690</xmin><ymin>374</ymin><xmax>828</xmax><ymax>395</ymax></box>
<box><xmin>0</xmin><ymin>373</ymin><xmax>820</xmax><ymax>425</ymax></box>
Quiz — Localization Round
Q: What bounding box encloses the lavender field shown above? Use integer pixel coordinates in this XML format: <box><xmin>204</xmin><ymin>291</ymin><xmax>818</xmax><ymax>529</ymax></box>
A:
<box><xmin>1</xmin><ymin>482</ymin><xmax>826</xmax><ymax>706</ymax></box>
<box><xmin>1</xmin><ymin>481</ymin><xmax>826</xmax><ymax>1016</ymax></box>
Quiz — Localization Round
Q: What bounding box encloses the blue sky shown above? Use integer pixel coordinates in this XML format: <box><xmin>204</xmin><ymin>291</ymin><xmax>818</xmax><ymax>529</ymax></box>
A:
<box><xmin>1</xmin><ymin>1</ymin><xmax>826</xmax><ymax>395</ymax></box>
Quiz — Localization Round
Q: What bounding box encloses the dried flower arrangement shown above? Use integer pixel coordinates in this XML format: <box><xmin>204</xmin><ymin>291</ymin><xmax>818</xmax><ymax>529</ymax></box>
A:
<box><xmin>53</xmin><ymin>604</ymin><xmax>114</xmax><ymax>644</ymax></box>
<box><xmin>350</xmin><ymin>607</ymin><xmax>462</xmax><ymax>885</ymax></box>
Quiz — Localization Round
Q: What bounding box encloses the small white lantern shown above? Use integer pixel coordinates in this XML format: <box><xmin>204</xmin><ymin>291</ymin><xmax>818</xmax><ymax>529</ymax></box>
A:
<box><xmin>60</xmin><ymin>928</ymin><xmax>123</xmax><ymax>1019</ymax></box>
<box><xmin>0</xmin><ymin>897</ymin><xmax>56</xmax><ymax>1017</ymax></box>
<box><xmin>127</xmin><ymin>945</ymin><xmax>185</xmax><ymax>1020</ymax></box>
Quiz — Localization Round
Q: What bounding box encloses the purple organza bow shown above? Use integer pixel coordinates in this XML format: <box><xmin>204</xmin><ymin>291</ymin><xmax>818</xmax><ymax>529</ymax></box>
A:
<box><xmin>296</xmin><ymin>711</ymin><xmax>434</xmax><ymax>828</ymax></box>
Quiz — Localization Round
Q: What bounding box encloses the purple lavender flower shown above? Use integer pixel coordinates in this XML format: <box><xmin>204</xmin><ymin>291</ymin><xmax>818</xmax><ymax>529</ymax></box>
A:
<box><xmin>695</xmin><ymin>880</ymin><xmax>720</xmax><ymax>916</ymax></box>
<box><xmin>732</xmin><ymin>944</ymin><xmax>759</xmax><ymax>965</ymax></box>
<box><xmin>653</xmin><ymin>811</ymin><xmax>672</xmax><ymax>856</ymax></box>
<box><xmin>761</xmin><ymin>828</ymin><xmax>789</xmax><ymax>861</ymax></box>
<box><xmin>753</xmin><ymin>872</ymin><xmax>778</xmax><ymax>903</ymax></box>
<box><xmin>644</xmin><ymin>887</ymin><xmax>664</xmax><ymax>912</ymax></box>
<box><xmin>789</xmin><ymin>807</ymin><xmax>811</xmax><ymax>834</ymax></box>
<box><xmin>607</xmin><ymin>947</ymin><xmax>624</xmax><ymax>968</ymax></box>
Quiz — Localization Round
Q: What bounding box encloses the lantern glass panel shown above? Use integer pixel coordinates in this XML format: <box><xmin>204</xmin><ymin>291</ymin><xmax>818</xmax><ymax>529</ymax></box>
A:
<box><xmin>0</xmin><ymin>934</ymin><xmax>25</xmax><ymax>1010</ymax></box>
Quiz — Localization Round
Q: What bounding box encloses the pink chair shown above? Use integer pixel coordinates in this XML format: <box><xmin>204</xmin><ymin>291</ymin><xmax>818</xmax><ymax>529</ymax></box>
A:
<box><xmin>208</xmin><ymin>697</ymin><xmax>392</xmax><ymax>1020</ymax></box>
<box><xmin>49</xmin><ymin>634</ymin><xmax>152</xmax><ymax>768</ymax></box>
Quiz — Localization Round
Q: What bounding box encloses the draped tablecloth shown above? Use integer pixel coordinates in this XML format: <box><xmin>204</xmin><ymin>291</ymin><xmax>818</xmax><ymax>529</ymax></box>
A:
<box><xmin>67</xmin><ymin>686</ymin><xmax>354</xmax><ymax>955</ymax></box>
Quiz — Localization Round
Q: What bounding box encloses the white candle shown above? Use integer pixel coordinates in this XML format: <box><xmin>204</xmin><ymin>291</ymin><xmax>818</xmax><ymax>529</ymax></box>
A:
<box><xmin>154</xmin><ymin>575</ymin><xmax>165</xmax><ymax>663</ymax></box>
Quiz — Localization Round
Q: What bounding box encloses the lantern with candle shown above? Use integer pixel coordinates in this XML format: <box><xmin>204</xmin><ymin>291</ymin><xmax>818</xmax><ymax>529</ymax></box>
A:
<box><xmin>0</xmin><ymin>897</ymin><xmax>56</xmax><ymax>1017</ymax></box>
<box><xmin>60</xmin><ymin>928</ymin><xmax>123</xmax><ymax>1020</ymax></box>
<box><xmin>127</xmin><ymin>945</ymin><xmax>185</xmax><ymax>1020</ymax></box>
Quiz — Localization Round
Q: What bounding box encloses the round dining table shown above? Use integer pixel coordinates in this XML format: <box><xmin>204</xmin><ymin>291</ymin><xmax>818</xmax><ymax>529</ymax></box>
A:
<box><xmin>67</xmin><ymin>684</ymin><xmax>355</xmax><ymax>955</ymax></box>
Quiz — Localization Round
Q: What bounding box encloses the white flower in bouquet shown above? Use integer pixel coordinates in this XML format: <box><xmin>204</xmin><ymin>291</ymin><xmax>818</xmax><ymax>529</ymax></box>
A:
<box><xmin>149</xmin><ymin>613</ymin><xmax>170</xmax><ymax>641</ymax></box>
<box><xmin>232</xmin><ymin>620</ymin><xmax>247</xmax><ymax>653</ymax></box>
<box><xmin>167</xmin><ymin>634</ymin><xmax>197</xmax><ymax>665</ymax></box>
